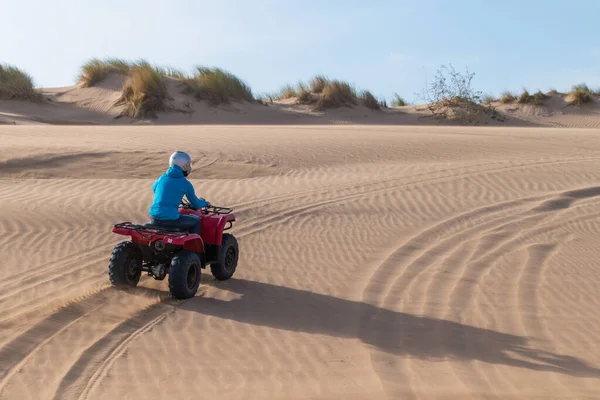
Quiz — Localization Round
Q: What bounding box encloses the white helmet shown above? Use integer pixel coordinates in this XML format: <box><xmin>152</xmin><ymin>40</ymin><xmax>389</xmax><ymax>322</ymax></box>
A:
<box><xmin>169</xmin><ymin>151</ymin><xmax>193</xmax><ymax>176</ymax></box>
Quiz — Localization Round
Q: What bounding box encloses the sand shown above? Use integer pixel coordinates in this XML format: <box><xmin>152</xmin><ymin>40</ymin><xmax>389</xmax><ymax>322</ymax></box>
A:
<box><xmin>0</xmin><ymin>124</ymin><xmax>599</xmax><ymax>399</ymax></box>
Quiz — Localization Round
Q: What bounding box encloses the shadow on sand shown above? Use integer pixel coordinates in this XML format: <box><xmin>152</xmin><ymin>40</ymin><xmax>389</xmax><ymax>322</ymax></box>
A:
<box><xmin>181</xmin><ymin>278</ymin><xmax>600</xmax><ymax>378</ymax></box>
<box><xmin>2</xmin><ymin>279</ymin><xmax>597</xmax><ymax>386</ymax></box>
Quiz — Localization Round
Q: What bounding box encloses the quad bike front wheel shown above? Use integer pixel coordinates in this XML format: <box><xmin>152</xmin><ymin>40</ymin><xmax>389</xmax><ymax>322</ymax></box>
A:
<box><xmin>108</xmin><ymin>241</ymin><xmax>142</xmax><ymax>288</ymax></box>
<box><xmin>210</xmin><ymin>233</ymin><xmax>239</xmax><ymax>281</ymax></box>
<box><xmin>169</xmin><ymin>250</ymin><xmax>202</xmax><ymax>299</ymax></box>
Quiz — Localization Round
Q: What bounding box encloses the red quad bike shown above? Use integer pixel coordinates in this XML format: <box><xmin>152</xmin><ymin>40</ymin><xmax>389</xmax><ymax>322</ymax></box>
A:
<box><xmin>108</xmin><ymin>200</ymin><xmax>239</xmax><ymax>299</ymax></box>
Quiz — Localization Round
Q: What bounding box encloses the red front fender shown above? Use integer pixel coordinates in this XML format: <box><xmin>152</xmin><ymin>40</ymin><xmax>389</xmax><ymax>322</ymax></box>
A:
<box><xmin>183</xmin><ymin>237</ymin><xmax>204</xmax><ymax>253</ymax></box>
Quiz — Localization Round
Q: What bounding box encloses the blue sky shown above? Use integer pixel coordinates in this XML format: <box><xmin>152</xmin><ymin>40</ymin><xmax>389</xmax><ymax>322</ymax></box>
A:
<box><xmin>2</xmin><ymin>0</ymin><xmax>599</xmax><ymax>102</ymax></box>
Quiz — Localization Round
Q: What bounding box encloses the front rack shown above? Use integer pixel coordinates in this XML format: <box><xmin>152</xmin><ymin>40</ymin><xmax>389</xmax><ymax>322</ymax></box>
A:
<box><xmin>113</xmin><ymin>222</ymin><xmax>190</xmax><ymax>238</ymax></box>
<box><xmin>179</xmin><ymin>201</ymin><xmax>233</xmax><ymax>215</ymax></box>
<box><xmin>203</xmin><ymin>205</ymin><xmax>233</xmax><ymax>215</ymax></box>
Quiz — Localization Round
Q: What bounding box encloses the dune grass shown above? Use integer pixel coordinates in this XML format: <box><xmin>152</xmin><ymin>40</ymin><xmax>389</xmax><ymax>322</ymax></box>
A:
<box><xmin>517</xmin><ymin>89</ymin><xmax>547</xmax><ymax>105</ymax></box>
<box><xmin>81</xmin><ymin>58</ymin><xmax>255</xmax><ymax>113</ymax></box>
<box><xmin>115</xmin><ymin>65</ymin><xmax>168</xmax><ymax>118</ymax></box>
<box><xmin>359</xmin><ymin>90</ymin><xmax>380</xmax><ymax>110</ymax></box>
<box><xmin>568</xmin><ymin>84</ymin><xmax>594</xmax><ymax>105</ymax></box>
<box><xmin>79</xmin><ymin>58</ymin><xmax>132</xmax><ymax>87</ymax></box>
<box><xmin>391</xmin><ymin>93</ymin><xmax>407</xmax><ymax>107</ymax></box>
<box><xmin>316</xmin><ymin>80</ymin><xmax>358</xmax><ymax>110</ymax></box>
<box><xmin>482</xmin><ymin>94</ymin><xmax>496</xmax><ymax>104</ymax></box>
<box><xmin>0</xmin><ymin>64</ymin><xmax>42</xmax><ymax>101</ymax></box>
<box><xmin>277</xmin><ymin>84</ymin><xmax>298</xmax><ymax>99</ymax></box>
<box><xmin>309</xmin><ymin>75</ymin><xmax>329</xmax><ymax>94</ymax></box>
<box><xmin>273</xmin><ymin>76</ymin><xmax>365</xmax><ymax>110</ymax></box>
<box><xmin>161</xmin><ymin>67</ymin><xmax>187</xmax><ymax>80</ymax></box>
<box><xmin>181</xmin><ymin>67</ymin><xmax>254</xmax><ymax>105</ymax></box>
<box><xmin>499</xmin><ymin>91</ymin><xmax>516</xmax><ymax>104</ymax></box>
<box><xmin>296</xmin><ymin>85</ymin><xmax>313</xmax><ymax>104</ymax></box>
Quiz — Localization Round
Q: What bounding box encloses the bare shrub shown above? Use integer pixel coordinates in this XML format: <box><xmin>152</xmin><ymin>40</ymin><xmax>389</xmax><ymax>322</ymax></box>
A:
<box><xmin>418</xmin><ymin>64</ymin><xmax>503</xmax><ymax>124</ymax></box>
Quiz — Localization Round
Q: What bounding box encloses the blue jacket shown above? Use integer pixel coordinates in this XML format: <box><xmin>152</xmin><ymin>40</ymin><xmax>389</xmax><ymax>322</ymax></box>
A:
<box><xmin>149</xmin><ymin>165</ymin><xmax>208</xmax><ymax>220</ymax></box>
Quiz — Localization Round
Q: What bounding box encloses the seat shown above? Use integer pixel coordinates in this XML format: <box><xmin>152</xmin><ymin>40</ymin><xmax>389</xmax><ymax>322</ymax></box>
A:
<box><xmin>143</xmin><ymin>223</ymin><xmax>188</xmax><ymax>232</ymax></box>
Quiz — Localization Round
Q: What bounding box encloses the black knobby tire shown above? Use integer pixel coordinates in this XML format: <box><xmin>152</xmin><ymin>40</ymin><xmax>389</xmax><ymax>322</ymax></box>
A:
<box><xmin>168</xmin><ymin>250</ymin><xmax>202</xmax><ymax>299</ymax></box>
<box><xmin>210</xmin><ymin>233</ymin><xmax>239</xmax><ymax>281</ymax></box>
<box><xmin>108</xmin><ymin>241</ymin><xmax>142</xmax><ymax>288</ymax></box>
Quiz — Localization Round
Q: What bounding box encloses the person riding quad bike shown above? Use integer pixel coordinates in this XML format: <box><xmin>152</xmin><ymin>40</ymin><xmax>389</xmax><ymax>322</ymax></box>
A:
<box><xmin>109</xmin><ymin>150</ymin><xmax>239</xmax><ymax>300</ymax></box>
<box><xmin>149</xmin><ymin>151</ymin><xmax>209</xmax><ymax>234</ymax></box>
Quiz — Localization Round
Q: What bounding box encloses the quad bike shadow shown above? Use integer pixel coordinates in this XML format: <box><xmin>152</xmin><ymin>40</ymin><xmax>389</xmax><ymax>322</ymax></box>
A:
<box><xmin>185</xmin><ymin>278</ymin><xmax>600</xmax><ymax>378</ymax></box>
<box><xmin>109</xmin><ymin>201</ymin><xmax>239</xmax><ymax>299</ymax></box>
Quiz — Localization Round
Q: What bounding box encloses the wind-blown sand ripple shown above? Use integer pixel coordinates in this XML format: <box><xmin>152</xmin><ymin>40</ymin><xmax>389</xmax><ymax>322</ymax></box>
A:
<box><xmin>1</xmin><ymin>125</ymin><xmax>600</xmax><ymax>399</ymax></box>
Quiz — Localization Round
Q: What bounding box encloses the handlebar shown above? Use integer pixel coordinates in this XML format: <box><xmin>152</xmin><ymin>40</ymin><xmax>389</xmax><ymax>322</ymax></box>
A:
<box><xmin>180</xmin><ymin>199</ymin><xmax>233</xmax><ymax>214</ymax></box>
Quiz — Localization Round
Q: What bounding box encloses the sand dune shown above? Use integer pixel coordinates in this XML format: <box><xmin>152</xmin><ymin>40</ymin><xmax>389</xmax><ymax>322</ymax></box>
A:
<box><xmin>1</xmin><ymin>125</ymin><xmax>600</xmax><ymax>399</ymax></box>
<box><xmin>2</xmin><ymin>73</ymin><xmax>600</xmax><ymax>128</ymax></box>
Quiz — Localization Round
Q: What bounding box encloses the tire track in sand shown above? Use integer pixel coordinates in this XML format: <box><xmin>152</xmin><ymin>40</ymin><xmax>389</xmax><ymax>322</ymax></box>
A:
<box><xmin>3</xmin><ymin>159</ymin><xmax>599</xmax><ymax>399</ymax></box>
<box><xmin>357</xmin><ymin>196</ymin><xmax>543</xmax><ymax>398</ymax></box>
<box><xmin>0</xmin><ymin>287</ymin><xmax>175</xmax><ymax>400</ymax></box>
<box><xmin>53</xmin><ymin>302</ymin><xmax>176</xmax><ymax>400</ymax></box>
<box><xmin>46</xmin><ymin>164</ymin><xmax>600</xmax><ymax>400</ymax></box>
<box><xmin>235</xmin><ymin>157</ymin><xmax>598</xmax><ymax>239</ymax></box>
<box><xmin>359</xmin><ymin>185</ymin><xmax>600</xmax><ymax>398</ymax></box>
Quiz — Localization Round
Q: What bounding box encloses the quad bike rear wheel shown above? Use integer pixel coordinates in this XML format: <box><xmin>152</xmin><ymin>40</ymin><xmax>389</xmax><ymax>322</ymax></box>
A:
<box><xmin>210</xmin><ymin>233</ymin><xmax>239</xmax><ymax>281</ymax></box>
<box><xmin>108</xmin><ymin>241</ymin><xmax>142</xmax><ymax>288</ymax></box>
<box><xmin>169</xmin><ymin>250</ymin><xmax>202</xmax><ymax>299</ymax></box>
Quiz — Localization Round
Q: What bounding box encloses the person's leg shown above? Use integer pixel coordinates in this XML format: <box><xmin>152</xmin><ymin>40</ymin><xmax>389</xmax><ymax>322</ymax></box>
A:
<box><xmin>151</xmin><ymin>217</ymin><xmax>178</xmax><ymax>227</ymax></box>
<box><xmin>151</xmin><ymin>216</ymin><xmax>200</xmax><ymax>234</ymax></box>
<box><xmin>175</xmin><ymin>215</ymin><xmax>201</xmax><ymax>234</ymax></box>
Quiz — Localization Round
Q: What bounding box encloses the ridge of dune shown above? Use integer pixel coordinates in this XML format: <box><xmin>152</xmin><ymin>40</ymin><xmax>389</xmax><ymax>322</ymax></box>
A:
<box><xmin>2</xmin><ymin>73</ymin><xmax>600</xmax><ymax>127</ymax></box>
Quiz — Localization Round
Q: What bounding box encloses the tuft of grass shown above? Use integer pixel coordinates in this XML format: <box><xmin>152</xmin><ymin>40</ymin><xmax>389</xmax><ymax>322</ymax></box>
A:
<box><xmin>79</xmin><ymin>58</ymin><xmax>132</xmax><ymax>87</ymax></box>
<box><xmin>391</xmin><ymin>93</ymin><xmax>407</xmax><ymax>107</ymax></box>
<box><xmin>534</xmin><ymin>90</ymin><xmax>548</xmax><ymax>102</ymax></box>
<box><xmin>309</xmin><ymin>75</ymin><xmax>329</xmax><ymax>93</ymax></box>
<box><xmin>181</xmin><ymin>66</ymin><xmax>254</xmax><ymax>105</ymax></box>
<box><xmin>569</xmin><ymin>84</ymin><xmax>594</xmax><ymax>105</ymax></box>
<box><xmin>316</xmin><ymin>80</ymin><xmax>357</xmax><ymax>110</ymax></box>
<box><xmin>379</xmin><ymin>98</ymin><xmax>388</xmax><ymax>108</ymax></box>
<box><xmin>297</xmin><ymin>86</ymin><xmax>314</xmax><ymax>104</ymax></box>
<box><xmin>115</xmin><ymin>65</ymin><xmax>168</xmax><ymax>118</ymax></box>
<box><xmin>517</xmin><ymin>89</ymin><xmax>547</xmax><ymax>105</ymax></box>
<box><xmin>482</xmin><ymin>94</ymin><xmax>496</xmax><ymax>104</ymax></box>
<box><xmin>295</xmin><ymin>81</ymin><xmax>313</xmax><ymax>103</ymax></box>
<box><xmin>499</xmin><ymin>91</ymin><xmax>516</xmax><ymax>103</ymax></box>
<box><xmin>277</xmin><ymin>84</ymin><xmax>298</xmax><ymax>99</ymax></box>
<box><xmin>360</xmin><ymin>90</ymin><xmax>380</xmax><ymax>110</ymax></box>
<box><xmin>517</xmin><ymin>89</ymin><xmax>531</xmax><ymax>104</ymax></box>
<box><xmin>274</xmin><ymin>75</ymin><xmax>374</xmax><ymax>110</ymax></box>
<box><xmin>0</xmin><ymin>64</ymin><xmax>42</xmax><ymax>101</ymax></box>
<box><xmin>163</xmin><ymin>67</ymin><xmax>187</xmax><ymax>80</ymax></box>
<box><xmin>256</xmin><ymin>93</ymin><xmax>275</xmax><ymax>104</ymax></box>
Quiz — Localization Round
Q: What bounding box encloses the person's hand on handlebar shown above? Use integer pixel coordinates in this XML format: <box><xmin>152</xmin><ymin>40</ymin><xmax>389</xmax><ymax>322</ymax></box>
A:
<box><xmin>198</xmin><ymin>198</ymin><xmax>211</xmax><ymax>208</ymax></box>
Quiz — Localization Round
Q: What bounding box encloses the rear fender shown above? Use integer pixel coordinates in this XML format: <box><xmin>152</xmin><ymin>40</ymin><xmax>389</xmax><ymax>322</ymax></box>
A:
<box><xmin>131</xmin><ymin>236</ymin><xmax>150</xmax><ymax>247</ymax></box>
<box><xmin>114</xmin><ymin>226</ymin><xmax>204</xmax><ymax>253</ymax></box>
